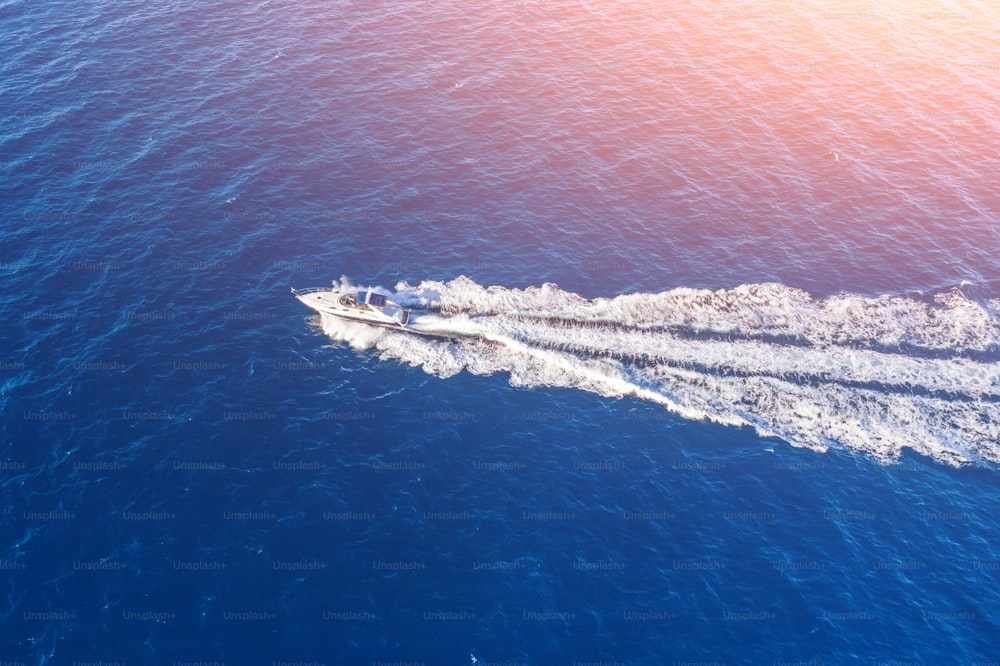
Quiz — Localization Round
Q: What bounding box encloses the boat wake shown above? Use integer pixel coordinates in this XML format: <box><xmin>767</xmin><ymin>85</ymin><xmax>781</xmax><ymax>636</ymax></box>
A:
<box><xmin>313</xmin><ymin>277</ymin><xmax>1000</xmax><ymax>466</ymax></box>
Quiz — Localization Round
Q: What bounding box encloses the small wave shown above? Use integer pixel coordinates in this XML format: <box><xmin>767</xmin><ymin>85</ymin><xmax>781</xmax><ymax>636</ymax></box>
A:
<box><xmin>309</xmin><ymin>277</ymin><xmax>1000</xmax><ymax>466</ymax></box>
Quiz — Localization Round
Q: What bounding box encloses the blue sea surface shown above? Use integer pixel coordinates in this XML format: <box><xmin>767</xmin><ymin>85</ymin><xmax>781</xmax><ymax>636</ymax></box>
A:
<box><xmin>3</xmin><ymin>0</ymin><xmax>1000</xmax><ymax>664</ymax></box>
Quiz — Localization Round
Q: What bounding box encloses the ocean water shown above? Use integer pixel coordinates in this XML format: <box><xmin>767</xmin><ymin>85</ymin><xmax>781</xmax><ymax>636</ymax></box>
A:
<box><xmin>2</xmin><ymin>0</ymin><xmax>1000</xmax><ymax>663</ymax></box>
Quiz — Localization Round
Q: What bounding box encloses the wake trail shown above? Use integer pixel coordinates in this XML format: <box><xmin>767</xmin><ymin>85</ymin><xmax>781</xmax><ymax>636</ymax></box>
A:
<box><xmin>315</xmin><ymin>276</ymin><xmax>1000</xmax><ymax>466</ymax></box>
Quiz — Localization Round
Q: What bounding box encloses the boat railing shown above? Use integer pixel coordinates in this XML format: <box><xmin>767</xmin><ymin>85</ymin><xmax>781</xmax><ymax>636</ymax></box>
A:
<box><xmin>290</xmin><ymin>287</ymin><xmax>329</xmax><ymax>296</ymax></box>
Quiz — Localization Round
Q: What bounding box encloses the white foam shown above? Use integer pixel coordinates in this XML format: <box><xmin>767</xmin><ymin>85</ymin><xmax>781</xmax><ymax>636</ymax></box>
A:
<box><xmin>320</xmin><ymin>277</ymin><xmax>1000</xmax><ymax>466</ymax></box>
<box><xmin>318</xmin><ymin>312</ymin><xmax>385</xmax><ymax>351</ymax></box>
<box><xmin>400</xmin><ymin>279</ymin><xmax>1000</xmax><ymax>353</ymax></box>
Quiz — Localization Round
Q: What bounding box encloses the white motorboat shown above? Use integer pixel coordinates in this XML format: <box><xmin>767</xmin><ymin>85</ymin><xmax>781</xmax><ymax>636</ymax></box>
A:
<box><xmin>291</xmin><ymin>285</ymin><xmax>412</xmax><ymax>328</ymax></box>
